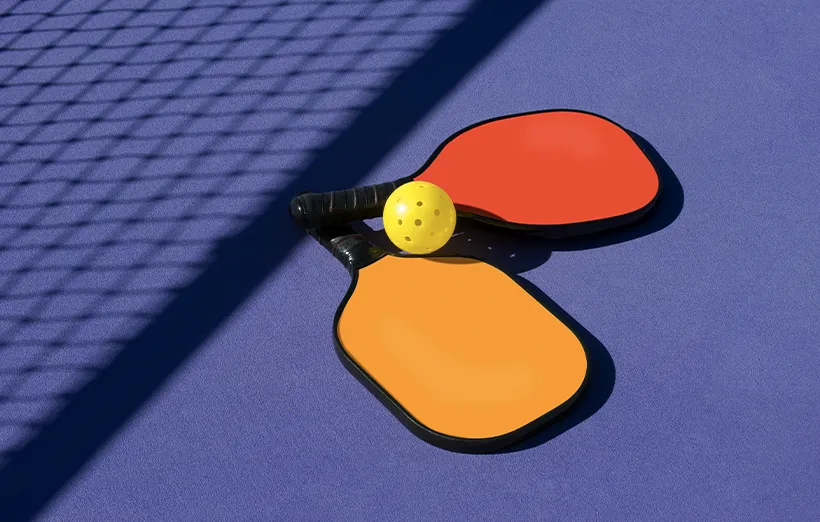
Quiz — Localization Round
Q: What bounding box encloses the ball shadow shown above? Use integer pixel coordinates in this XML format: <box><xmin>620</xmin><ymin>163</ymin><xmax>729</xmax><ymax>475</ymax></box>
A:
<box><xmin>354</xmin><ymin>218</ymin><xmax>553</xmax><ymax>274</ymax></box>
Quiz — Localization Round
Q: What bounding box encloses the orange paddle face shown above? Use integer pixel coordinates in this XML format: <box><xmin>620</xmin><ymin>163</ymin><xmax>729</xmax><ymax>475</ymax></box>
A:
<box><xmin>335</xmin><ymin>255</ymin><xmax>588</xmax><ymax>448</ymax></box>
<box><xmin>415</xmin><ymin>110</ymin><xmax>659</xmax><ymax>229</ymax></box>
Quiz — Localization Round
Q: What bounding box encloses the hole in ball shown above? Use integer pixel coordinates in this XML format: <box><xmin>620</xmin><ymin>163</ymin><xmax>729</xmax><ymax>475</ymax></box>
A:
<box><xmin>397</xmin><ymin>219</ymin><xmax>402</xmax><ymax>225</ymax></box>
<box><xmin>434</xmin><ymin>209</ymin><xmax>440</xmax><ymax>216</ymax></box>
<box><xmin>414</xmin><ymin>219</ymin><xmax>422</xmax><ymax>226</ymax></box>
<box><xmin>405</xmin><ymin>236</ymin><xmax>411</xmax><ymax>242</ymax></box>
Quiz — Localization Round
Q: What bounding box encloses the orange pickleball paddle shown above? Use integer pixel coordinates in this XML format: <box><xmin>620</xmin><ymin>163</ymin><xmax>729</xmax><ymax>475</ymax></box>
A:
<box><xmin>309</xmin><ymin>225</ymin><xmax>588</xmax><ymax>453</ymax></box>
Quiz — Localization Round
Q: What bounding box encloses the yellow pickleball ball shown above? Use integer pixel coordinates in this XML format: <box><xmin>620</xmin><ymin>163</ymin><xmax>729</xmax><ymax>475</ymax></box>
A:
<box><xmin>383</xmin><ymin>181</ymin><xmax>457</xmax><ymax>254</ymax></box>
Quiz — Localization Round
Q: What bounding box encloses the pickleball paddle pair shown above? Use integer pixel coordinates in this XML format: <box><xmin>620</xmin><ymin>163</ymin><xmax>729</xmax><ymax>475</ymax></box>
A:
<box><xmin>291</xmin><ymin>109</ymin><xmax>661</xmax><ymax>453</ymax></box>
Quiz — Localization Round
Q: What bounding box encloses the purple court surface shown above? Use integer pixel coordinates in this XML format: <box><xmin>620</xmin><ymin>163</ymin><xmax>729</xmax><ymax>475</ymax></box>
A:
<box><xmin>1</xmin><ymin>0</ymin><xmax>818</xmax><ymax>520</ymax></box>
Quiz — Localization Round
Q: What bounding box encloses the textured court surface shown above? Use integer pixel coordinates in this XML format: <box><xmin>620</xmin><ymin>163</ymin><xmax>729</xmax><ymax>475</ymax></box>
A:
<box><xmin>1</xmin><ymin>0</ymin><xmax>819</xmax><ymax>520</ymax></box>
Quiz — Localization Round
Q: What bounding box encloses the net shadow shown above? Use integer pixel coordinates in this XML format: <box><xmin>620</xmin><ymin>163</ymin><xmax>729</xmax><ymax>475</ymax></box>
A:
<box><xmin>0</xmin><ymin>0</ymin><xmax>549</xmax><ymax>519</ymax></box>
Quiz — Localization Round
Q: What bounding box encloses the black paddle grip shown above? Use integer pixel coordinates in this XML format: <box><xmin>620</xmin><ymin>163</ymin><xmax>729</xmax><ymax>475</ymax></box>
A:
<box><xmin>307</xmin><ymin>225</ymin><xmax>386</xmax><ymax>271</ymax></box>
<box><xmin>289</xmin><ymin>181</ymin><xmax>400</xmax><ymax>229</ymax></box>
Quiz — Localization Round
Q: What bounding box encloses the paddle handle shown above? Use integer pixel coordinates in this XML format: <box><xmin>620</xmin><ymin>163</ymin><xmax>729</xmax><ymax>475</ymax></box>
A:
<box><xmin>289</xmin><ymin>180</ymin><xmax>403</xmax><ymax>229</ymax></box>
<box><xmin>307</xmin><ymin>225</ymin><xmax>386</xmax><ymax>271</ymax></box>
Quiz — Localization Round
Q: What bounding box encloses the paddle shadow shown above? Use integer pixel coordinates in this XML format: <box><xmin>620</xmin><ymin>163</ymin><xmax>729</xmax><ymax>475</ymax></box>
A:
<box><xmin>500</xmin><ymin>277</ymin><xmax>616</xmax><ymax>452</ymax></box>
<box><xmin>545</xmin><ymin>131</ymin><xmax>684</xmax><ymax>251</ymax></box>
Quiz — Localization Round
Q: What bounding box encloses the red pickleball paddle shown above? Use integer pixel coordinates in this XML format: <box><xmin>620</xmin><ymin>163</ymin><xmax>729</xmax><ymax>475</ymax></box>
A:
<box><xmin>290</xmin><ymin>109</ymin><xmax>660</xmax><ymax>237</ymax></box>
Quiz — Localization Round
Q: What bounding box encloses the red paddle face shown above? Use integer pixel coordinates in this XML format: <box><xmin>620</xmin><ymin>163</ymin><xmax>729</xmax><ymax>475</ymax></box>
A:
<box><xmin>415</xmin><ymin>110</ymin><xmax>659</xmax><ymax>227</ymax></box>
